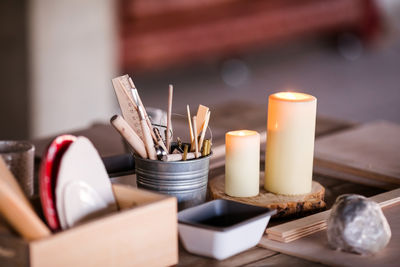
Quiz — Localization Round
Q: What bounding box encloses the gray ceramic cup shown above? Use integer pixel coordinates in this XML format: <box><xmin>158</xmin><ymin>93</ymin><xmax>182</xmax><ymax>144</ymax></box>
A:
<box><xmin>0</xmin><ymin>141</ymin><xmax>35</xmax><ymax>197</ymax></box>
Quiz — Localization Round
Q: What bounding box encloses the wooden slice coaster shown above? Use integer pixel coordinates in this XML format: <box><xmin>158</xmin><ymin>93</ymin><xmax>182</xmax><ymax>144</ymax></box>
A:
<box><xmin>209</xmin><ymin>172</ymin><xmax>326</xmax><ymax>218</ymax></box>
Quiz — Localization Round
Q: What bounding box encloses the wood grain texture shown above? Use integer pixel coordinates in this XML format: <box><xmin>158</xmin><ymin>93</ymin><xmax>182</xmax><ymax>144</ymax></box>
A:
<box><xmin>314</xmin><ymin>121</ymin><xmax>400</xmax><ymax>187</ymax></box>
<box><xmin>0</xmin><ymin>185</ymin><xmax>177</xmax><ymax>267</ymax></box>
<box><xmin>209</xmin><ymin>173</ymin><xmax>326</xmax><ymax>218</ymax></box>
<box><xmin>245</xmin><ymin>253</ymin><xmax>326</xmax><ymax>267</ymax></box>
<box><xmin>178</xmin><ymin>245</ymin><xmax>277</xmax><ymax>267</ymax></box>
<box><xmin>0</xmin><ymin>158</ymin><xmax>50</xmax><ymax>241</ymax></box>
<box><xmin>112</xmin><ymin>75</ymin><xmax>144</xmax><ymax>141</ymax></box>
<box><xmin>259</xmin><ymin>203</ymin><xmax>400</xmax><ymax>267</ymax></box>
<box><xmin>29</xmin><ymin>185</ymin><xmax>178</xmax><ymax>267</ymax></box>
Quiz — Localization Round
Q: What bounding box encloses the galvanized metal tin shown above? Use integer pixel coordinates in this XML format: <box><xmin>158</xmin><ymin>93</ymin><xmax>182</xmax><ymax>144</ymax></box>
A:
<box><xmin>135</xmin><ymin>154</ymin><xmax>211</xmax><ymax>210</ymax></box>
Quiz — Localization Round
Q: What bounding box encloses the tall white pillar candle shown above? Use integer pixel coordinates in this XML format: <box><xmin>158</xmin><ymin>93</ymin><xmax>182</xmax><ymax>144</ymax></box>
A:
<box><xmin>225</xmin><ymin>130</ymin><xmax>260</xmax><ymax>197</ymax></box>
<box><xmin>265</xmin><ymin>92</ymin><xmax>317</xmax><ymax>195</ymax></box>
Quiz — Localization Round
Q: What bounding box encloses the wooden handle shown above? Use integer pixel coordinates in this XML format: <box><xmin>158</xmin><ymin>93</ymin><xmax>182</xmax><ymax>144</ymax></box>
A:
<box><xmin>110</xmin><ymin>115</ymin><xmax>148</xmax><ymax>159</ymax></box>
<box><xmin>145</xmin><ymin>119</ymin><xmax>159</xmax><ymax>144</ymax></box>
<box><xmin>141</xmin><ymin>119</ymin><xmax>157</xmax><ymax>160</ymax></box>
<box><xmin>162</xmin><ymin>152</ymin><xmax>201</xmax><ymax>162</ymax></box>
<box><xmin>166</xmin><ymin>85</ymin><xmax>173</xmax><ymax>153</ymax></box>
<box><xmin>192</xmin><ymin>116</ymin><xmax>199</xmax><ymax>158</ymax></box>
<box><xmin>198</xmin><ymin>110</ymin><xmax>210</xmax><ymax>153</ymax></box>
<box><xmin>187</xmin><ymin>105</ymin><xmax>195</xmax><ymax>152</ymax></box>
<box><xmin>0</xmin><ymin>157</ymin><xmax>50</xmax><ymax>240</ymax></box>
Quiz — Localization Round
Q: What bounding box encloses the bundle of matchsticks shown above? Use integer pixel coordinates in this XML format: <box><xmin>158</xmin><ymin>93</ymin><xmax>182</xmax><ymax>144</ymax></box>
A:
<box><xmin>110</xmin><ymin>74</ymin><xmax>211</xmax><ymax>162</ymax></box>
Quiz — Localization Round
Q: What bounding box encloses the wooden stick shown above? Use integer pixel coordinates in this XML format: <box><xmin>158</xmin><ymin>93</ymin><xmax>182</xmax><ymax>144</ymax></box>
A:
<box><xmin>125</xmin><ymin>77</ymin><xmax>157</xmax><ymax>160</ymax></box>
<box><xmin>0</xmin><ymin>157</ymin><xmax>51</xmax><ymax>240</ymax></box>
<box><xmin>166</xmin><ymin>84</ymin><xmax>173</xmax><ymax>153</ymax></box>
<box><xmin>118</xmin><ymin>76</ymin><xmax>160</xmax><ymax>151</ymax></box>
<box><xmin>198</xmin><ymin>110</ymin><xmax>210</xmax><ymax>153</ymax></box>
<box><xmin>187</xmin><ymin>105</ymin><xmax>195</xmax><ymax>152</ymax></box>
<box><xmin>195</xmin><ymin>105</ymin><xmax>209</xmax><ymax>136</ymax></box>
<box><xmin>162</xmin><ymin>152</ymin><xmax>201</xmax><ymax>162</ymax></box>
<box><xmin>192</xmin><ymin>116</ymin><xmax>199</xmax><ymax>158</ymax></box>
<box><xmin>183</xmin><ymin>145</ymin><xmax>189</xmax><ymax>161</ymax></box>
<box><xmin>128</xmin><ymin>77</ymin><xmax>158</xmax><ymax>144</ymax></box>
<box><xmin>138</xmin><ymin>106</ymin><xmax>157</xmax><ymax>160</ymax></box>
<box><xmin>110</xmin><ymin>115</ymin><xmax>148</xmax><ymax>159</ymax></box>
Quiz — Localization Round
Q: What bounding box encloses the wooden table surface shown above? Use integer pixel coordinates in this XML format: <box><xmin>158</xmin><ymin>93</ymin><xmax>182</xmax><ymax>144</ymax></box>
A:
<box><xmin>33</xmin><ymin>101</ymin><xmax>388</xmax><ymax>267</ymax></box>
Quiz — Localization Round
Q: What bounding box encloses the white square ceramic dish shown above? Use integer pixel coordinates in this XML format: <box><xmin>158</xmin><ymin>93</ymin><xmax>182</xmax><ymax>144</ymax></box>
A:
<box><xmin>178</xmin><ymin>199</ymin><xmax>276</xmax><ymax>260</ymax></box>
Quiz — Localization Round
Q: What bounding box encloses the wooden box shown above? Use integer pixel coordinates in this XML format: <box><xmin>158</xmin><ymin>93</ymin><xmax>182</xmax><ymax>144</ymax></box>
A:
<box><xmin>0</xmin><ymin>185</ymin><xmax>178</xmax><ymax>267</ymax></box>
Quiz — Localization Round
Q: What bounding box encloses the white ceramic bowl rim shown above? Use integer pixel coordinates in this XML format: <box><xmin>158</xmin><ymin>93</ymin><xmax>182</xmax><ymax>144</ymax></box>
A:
<box><xmin>178</xmin><ymin>199</ymin><xmax>277</xmax><ymax>232</ymax></box>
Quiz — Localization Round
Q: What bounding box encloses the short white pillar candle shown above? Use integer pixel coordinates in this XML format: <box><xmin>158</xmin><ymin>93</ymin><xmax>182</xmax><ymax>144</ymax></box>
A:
<box><xmin>265</xmin><ymin>92</ymin><xmax>317</xmax><ymax>195</ymax></box>
<box><xmin>225</xmin><ymin>130</ymin><xmax>260</xmax><ymax>197</ymax></box>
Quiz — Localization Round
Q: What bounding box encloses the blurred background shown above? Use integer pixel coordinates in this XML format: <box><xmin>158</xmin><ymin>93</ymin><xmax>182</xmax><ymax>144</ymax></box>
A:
<box><xmin>1</xmin><ymin>0</ymin><xmax>400</xmax><ymax>140</ymax></box>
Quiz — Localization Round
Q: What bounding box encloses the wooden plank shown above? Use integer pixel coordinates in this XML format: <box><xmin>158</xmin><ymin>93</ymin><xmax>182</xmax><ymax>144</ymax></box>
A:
<box><xmin>325</xmin><ymin>182</ymin><xmax>386</xmax><ymax>208</ymax></box>
<box><xmin>314</xmin><ymin>121</ymin><xmax>400</xmax><ymax>187</ymax></box>
<box><xmin>314</xmin><ymin>165</ymin><xmax>398</xmax><ymax>190</ymax></box>
<box><xmin>314</xmin><ymin>116</ymin><xmax>355</xmax><ymax>137</ymax></box>
<box><xmin>178</xmin><ymin>245</ymin><xmax>277</xmax><ymax>267</ymax></box>
<box><xmin>259</xmin><ymin>203</ymin><xmax>400</xmax><ymax>267</ymax></box>
<box><xmin>245</xmin><ymin>253</ymin><xmax>326</xmax><ymax>267</ymax></box>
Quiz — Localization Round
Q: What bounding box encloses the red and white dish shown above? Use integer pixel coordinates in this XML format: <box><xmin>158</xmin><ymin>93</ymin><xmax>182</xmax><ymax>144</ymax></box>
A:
<box><xmin>39</xmin><ymin>135</ymin><xmax>76</xmax><ymax>231</ymax></box>
<box><xmin>55</xmin><ymin>136</ymin><xmax>117</xmax><ymax>229</ymax></box>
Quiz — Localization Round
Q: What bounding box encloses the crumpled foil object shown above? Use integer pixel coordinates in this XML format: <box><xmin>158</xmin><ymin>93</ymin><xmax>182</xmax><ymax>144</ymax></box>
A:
<box><xmin>327</xmin><ymin>194</ymin><xmax>391</xmax><ymax>255</ymax></box>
